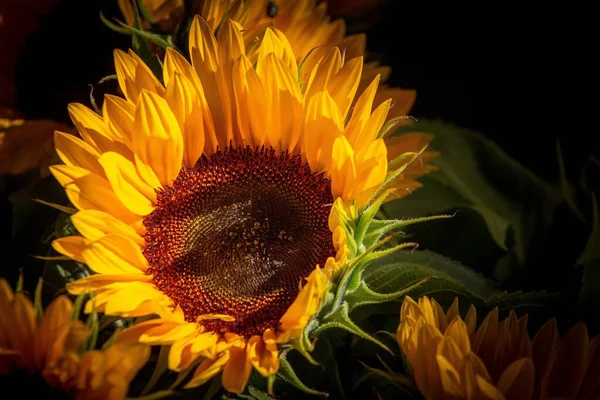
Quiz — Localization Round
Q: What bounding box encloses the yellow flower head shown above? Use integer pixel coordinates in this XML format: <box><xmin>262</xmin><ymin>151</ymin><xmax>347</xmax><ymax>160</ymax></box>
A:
<box><xmin>50</xmin><ymin>15</ymin><xmax>431</xmax><ymax>394</ymax></box>
<box><xmin>397</xmin><ymin>295</ymin><xmax>600</xmax><ymax>400</ymax></box>
<box><xmin>0</xmin><ymin>278</ymin><xmax>149</xmax><ymax>399</ymax></box>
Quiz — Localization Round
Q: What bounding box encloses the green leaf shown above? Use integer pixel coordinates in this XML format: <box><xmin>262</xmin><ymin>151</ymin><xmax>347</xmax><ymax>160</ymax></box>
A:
<box><xmin>391</xmin><ymin>120</ymin><xmax>562</xmax><ymax>265</ymax></box>
<box><xmin>363</xmin><ymin>250</ymin><xmax>495</xmax><ymax>308</ymax></box>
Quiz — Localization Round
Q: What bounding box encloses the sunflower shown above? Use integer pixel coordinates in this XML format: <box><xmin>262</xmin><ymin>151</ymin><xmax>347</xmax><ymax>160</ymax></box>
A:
<box><xmin>397</xmin><ymin>295</ymin><xmax>600</xmax><ymax>400</ymax></box>
<box><xmin>0</xmin><ymin>110</ymin><xmax>68</xmax><ymax>176</ymax></box>
<box><xmin>0</xmin><ymin>278</ymin><xmax>150</xmax><ymax>399</ymax></box>
<box><xmin>0</xmin><ymin>2</ymin><xmax>70</xmax><ymax>177</ymax></box>
<box><xmin>50</xmin><ymin>15</ymin><xmax>432</xmax><ymax>394</ymax></box>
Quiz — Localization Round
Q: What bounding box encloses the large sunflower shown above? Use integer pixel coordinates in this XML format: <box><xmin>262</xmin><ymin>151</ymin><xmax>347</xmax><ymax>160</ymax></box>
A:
<box><xmin>51</xmin><ymin>16</ymin><xmax>431</xmax><ymax>393</ymax></box>
<box><xmin>0</xmin><ymin>278</ymin><xmax>149</xmax><ymax>399</ymax></box>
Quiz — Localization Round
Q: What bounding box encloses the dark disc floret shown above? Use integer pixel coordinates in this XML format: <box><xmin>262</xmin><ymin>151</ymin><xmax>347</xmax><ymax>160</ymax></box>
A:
<box><xmin>144</xmin><ymin>146</ymin><xmax>335</xmax><ymax>337</ymax></box>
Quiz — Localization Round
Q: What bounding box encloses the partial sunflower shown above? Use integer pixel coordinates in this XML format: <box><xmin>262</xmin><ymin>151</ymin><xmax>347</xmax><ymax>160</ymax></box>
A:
<box><xmin>50</xmin><ymin>16</ymin><xmax>431</xmax><ymax>394</ymax></box>
<box><xmin>0</xmin><ymin>109</ymin><xmax>69</xmax><ymax>177</ymax></box>
<box><xmin>0</xmin><ymin>278</ymin><xmax>150</xmax><ymax>399</ymax></box>
<box><xmin>0</xmin><ymin>2</ymin><xmax>71</xmax><ymax>178</ymax></box>
<box><xmin>397</xmin><ymin>295</ymin><xmax>600</xmax><ymax>400</ymax></box>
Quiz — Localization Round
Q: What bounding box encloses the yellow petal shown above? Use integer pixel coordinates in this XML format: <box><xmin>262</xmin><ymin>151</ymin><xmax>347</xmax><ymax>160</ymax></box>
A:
<box><xmin>184</xmin><ymin>351</ymin><xmax>230</xmax><ymax>389</ymax></box>
<box><xmin>68</xmin><ymin>103</ymin><xmax>129</xmax><ymax>154</ymax></box>
<box><xmin>49</xmin><ymin>164</ymin><xmax>90</xmax><ymax>187</ymax></box>
<box><xmin>163</xmin><ymin>47</ymin><xmax>202</xmax><ymax>93</ymax></box>
<box><xmin>257</xmin><ymin>53</ymin><xmax>303</xmax><ymax>153</ymax></box>
<box><xmin>257</xmin><ymin>27</ymin><xmax>298</xmax><ymax>78</ymax></box>
<box><xmin>166</xmin><ymin>72</ymin><xmax>205</xmax><ymax>167</ymax></box>
<box><xmin>103</xmin><ymin>94</ymin><xmax>135</xmax><ymax>146</ymax></box>
<box><xmin>278</xmin><ymin>267</ymin><xmax>328</xmax><ymax>341</ymax></box>
<box><xmin>222</xmin><ymin>342</ymin><xmax>252</xmax><ymax>394</ymax></box>
<box><xmin>541</xmin><ymin>322</ymin><xmax>589</xmax><ymax>399</ymax></box>
<box><xmin>63</xmin><ymin>173</ymin><xmax>139</xmax><ymax>225</ymax></box>
<box><xmin>99</xmin><ymin>151</ymin><xmax>157</xmax><ymax>216</ymax></box>
<box><xmin>34</xmin><ymin>296</ymin><xmax>76</xmax><ymax>369</ymax></box>
<box><xmin>497</xmin><ymin>358</ymin><xmax>534</xmax><ymax>399</ymax></box>
<box><xmin>102</xmin><ymin>283</ymin><xmax>165</xmax><ymax>316</ymax></box>
<box><xmin>133</xmin><ymin>90</ymin><xmax>183</xmax><ymax>187</ymax></box>
<box><xmin>531</xmin><ymin>318</ymin><xmax>559</xmax><ymax>386</ymax></box>
<box><xmin>304</xmin><ymin>90</ymin><xmax>344</xmax><ymax>172</ymax></box>
<box><xmin>344</xmin><ymin>75</ymin><xmax>381</xmax><ymax>147</ymax></box>
<box><xmin>577</xmin><ymin>334</ymin><xmax>600</xmax><ymax>400</ymax></box>
<box><xmin>475</xmin><ymin>375</ymin><xmax>506</xmax><ymax>400</ymax></box>
<box><xmin>189</xmin><ymin>15</ymin><xmax>233</xmax><ymax>149</ymax></box>
<box><xmin>330</xmin><ymin>135</ymin><xmax>357</xmax><ymax>201</ymax></box>
<box><xmin>81</xmin><ymin>281</ymin><xmax>169</xmax><ymax>317</ymax></box>
<box><xmin>66</xmin><ymin>273</ymin><xmax>153</xmax><ymax>295</ymax></box>
<box><xmin>51</xmin><ymin>236</ymin><xmax>88</xmax><ymax>263</ymax></box>
<box><xmin>53</xmin><ymin>131</ymin><xmax>104</xmax><ymax>176</ymax></box>
<box><xmin>169</xmin><ymin>332</ymin><xmax>219</xmax><ymax>371</ymax></box>
<box><xmin>71</xmin><ymin>209</ymin><xmax>144</xmax><ymax>246</ymax></box>
<box><xmin>81</xmin><ymin>234</ymin><xmax>148</xmax><ymax>275</ymax></box>
<box><xmin>445</xmin><ymin>317</ymin><xmax>472</xmax><ymax>355</ymax></box>
<box><xmin>248</xmin><ymin>333</ymin><xmax>279</xmax><ymax>377</ymax></box>
<box><xmin>114</xmin><ymin>49</ymin><xmax>165</xmax><ymax>103</ymax></box>
<box><xmin>6</xmin><ymin>294</ymin><xmax>36</xmax><ymax>370</ymax></box>
<box><xmin>117</xmin><ymin>319</ymin><xmax>195</xmax><ymax>347</ymax></box>
<box><xmin>436</xmin><ymin>355</ymin><xmax>463</xmax><ymax>397</ymax></box>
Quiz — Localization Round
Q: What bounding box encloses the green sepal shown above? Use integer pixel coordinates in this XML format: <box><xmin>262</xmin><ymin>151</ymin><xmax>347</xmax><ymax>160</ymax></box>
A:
<box><xmin>312</xmin><ymin>302</ymin><xmax>393</xmax><ymax>354</ymax></box>
<box><xmin>276</xmin><ymin>349</ymin><xmax>328</xmax><ymax>397</ymax></box>
<box><xmin>72</xmin><ymin>292</ymin><xmax>87</xmax><ymax>321</ymax></box>
<box><xmin>376</xmin><ymin>117</ymin><xmax>420</xmax><ymax>139</ymax></box>
<box><xmin>99</xmin><ymin>11</ymin><xmax>132</xmax><ymax>35</ymax></box>
<box><xmin>361</xmin><ymin>242</ymin><xmax>419</xmax><ymax>265</ymax></box>
<box><xmin>354</xmin><ymin>189</ymin><xmax>396</xmax><ymax>246</ymax></box>
<box><xmin>15</xmin><ymin>270</ymin><xmax>24</xmax><ymax>293</ymax></box>
<box><xmin>362</xmin><ymin>213</ymin><xmax>454</xmax><ymax>249</ymax></box>
<box><xmin>344</xmin><ymin>277</ymin><xmax>431</xmax><ymax>313</ymax></box>
<box><xmin>286</xmin><ymin>319</ymin><xmax>320</xmax><ymax>366</ymax></box>
<box><xmin>31</xmin><ymin>198</ymin><xmax>76</xmax><ymax>214</ymax></box>
<box><xmin>85</xmin><ymin>298</ymin><xmax>99</xmax><ymax>350</ymax></box>
<box><xmin>88</xmin><ymin>84</ymin><xmax>101</xmax><ymax>114</ymax></box>
<box><xmin>34</xmin><ymin>278</ymin><xmax>44</xmax><ymax>320</ymax></box>
<box><xmin>357</xmin><ymin>356</ymin><xmax>415</xmax><ymax>390</ymax></box>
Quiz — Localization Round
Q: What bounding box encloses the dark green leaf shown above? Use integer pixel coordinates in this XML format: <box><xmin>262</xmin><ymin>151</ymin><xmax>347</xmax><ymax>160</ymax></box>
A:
<box><xmin>363</xmin><ymin>250</ymin><xmax>495</xmax><ymax>309</ymax></box>
<box><xmin>391</xmin><ymin>120</ymin><xmax>562</xmax><ymax>266</ymax></box>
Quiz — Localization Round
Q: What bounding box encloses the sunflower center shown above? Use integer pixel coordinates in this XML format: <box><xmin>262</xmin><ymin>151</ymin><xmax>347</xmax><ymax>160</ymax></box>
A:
<box><xmin>144</xmin><ymin>146</ymin><xmax>335</xmax><ymax>337</ymax></box>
